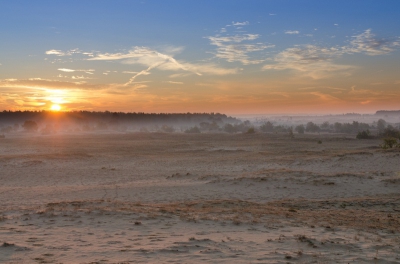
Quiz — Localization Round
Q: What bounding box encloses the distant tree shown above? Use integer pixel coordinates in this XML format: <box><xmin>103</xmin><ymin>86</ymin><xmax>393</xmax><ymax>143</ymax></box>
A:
<box><xmin>356</xmin><ymin>130</ymin><xmax>371</xmax><ymax>139</ymax></box>
<box><xmin>334</xmin><ymin>122</ymin><xmax>343</xmax><ymax>132</ymax></box>
<box><xmin>1</xmin><ymin>126</ymin><xmax>13</xmax><ymax>133</ymax></box>
<box><xmin>288</xmin><ymin>127</ymin><xmax>294</xmax><ymax>138</ymax></box>
<box><xmin>223</xmin><ymin>123</ymin><xmax>236</xmax><ymax>133</ymax></box>
<box><xmin>246</xmin><ymin>127</ymin><xmax>255</xmax><ymax>134</ymax></box>
<box><xmin>259</xmin><ymin>121</ymin><xmax>274</xmax><ymax>133</ymax></box>
<box><xmin>295</xmin><ymin>124</ymin><xmax>305</xmax><ymax>134</ymax></box>
<box><xmin>185</xmin><ymin>126</ymin><xmax>201</xmax><ymax>133</ymax></box>
<box><xmin>161</xmin><ymin>125</ymin><xmax>175</xmax><ymax>133</ymax></box>
<box><xmin>377</xmin><ymin>119</ymin><xmax>386</xmax><ymax>132</ymax></box>
<box><xmin>380</xmin><ymin>127</ymin><xmax>400</xmax><ymax>139</ymax></box>
<box><xmin>320</xmin><ymin>121</ymin><xmax>330</xmax><ymax>130</ymax></box>
<box><xmin>305</xmin><ymin>122</ymin><xmax>320</xmax><ymax>133</ymax></box>
<box><xmin>22</xmin><ymin>120</ymin><xmax>38</xmax><ymax>132</ymax></box>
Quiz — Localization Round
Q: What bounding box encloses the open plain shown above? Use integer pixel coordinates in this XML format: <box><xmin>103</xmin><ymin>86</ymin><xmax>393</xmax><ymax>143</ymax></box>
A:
<box><xmin>1</xmin><ymin>132</ymin><xmax>400</xmax><ymax>263</ymax></box>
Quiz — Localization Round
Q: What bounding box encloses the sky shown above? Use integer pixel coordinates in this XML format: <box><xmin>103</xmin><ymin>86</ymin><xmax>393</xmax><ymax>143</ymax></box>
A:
<box><xmin>1</xmin><ymin>0</ymin><xmax>399</xmax><ymax>115</ymax></box>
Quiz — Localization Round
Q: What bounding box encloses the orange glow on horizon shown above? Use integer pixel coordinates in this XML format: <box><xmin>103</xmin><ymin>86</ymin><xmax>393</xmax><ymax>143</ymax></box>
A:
<box><xmin>50</xmin><ymin>104</ymin><xmax>61</xmax><ymax>111</ymax></box>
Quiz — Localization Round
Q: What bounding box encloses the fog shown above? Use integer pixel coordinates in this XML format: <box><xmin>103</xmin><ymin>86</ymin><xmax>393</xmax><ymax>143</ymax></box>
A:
<box><xmin>1</xmin><ymin>110</ymin><xmax>400</xmax><ymax>137</ymax></box>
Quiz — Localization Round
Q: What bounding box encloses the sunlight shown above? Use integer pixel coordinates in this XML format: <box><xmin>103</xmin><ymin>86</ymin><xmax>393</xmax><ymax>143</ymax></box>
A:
<box><xmin>50</xmin><ymin>104</ymin><xmax>61</xmax><ymax>111</ymax></box>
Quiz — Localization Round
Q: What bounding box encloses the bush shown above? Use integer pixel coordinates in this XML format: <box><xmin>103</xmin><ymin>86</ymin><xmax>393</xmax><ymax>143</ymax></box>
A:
<box><xmin>381</xmin><ymin>138</ymin><xmax>399</xmax><ymax>149</ymax></box>
<box><xmin>22</xmin><ymin>120</ymin><xmax>38</xmax><ymax>132</ymax></box>
<box><xmin>259</xmin><ymin>121</ymin><xmax>273</xmax><ymax>133</ymax></box>
<box><xmin>306</xmin><ymin>122</ymin><xmax>320</xmax><ymax>133</ymax></box>
<box><xmin>379</xmin><ymin>127</ymin><xmax>400</xmax><ymax>139</ymax></box>
<box><xmin>185</xmin><ymin>126</ymin><xmax>201</xmax><ymax>133</ymax></box>
<box><xmin>295</xmin><ymin>125</ymin><xmax>305</xmax><ymax>134</ymax></box>
<box><xmin>1</xmin><ymin>126</ymin><xmax>13</xmax><ymax>133</ymax></box>
<box><xmin>161</xmin><ymin>125</ymin><xmax>175</xmax><ymax>133</ymax></box>
<box><xmin>356</xmin><ymin>130</ymin><xmax>371</xmax><ymax>139</ymax></box>
<box><xmin>223</xmin><ymin>123</ymin><xmax>237</xmax><ymax>133</ymax></box>
<box><xmin>246</xmin><ymin>127</ymin><xmax>255</xmax><ymax>134</ymax></box>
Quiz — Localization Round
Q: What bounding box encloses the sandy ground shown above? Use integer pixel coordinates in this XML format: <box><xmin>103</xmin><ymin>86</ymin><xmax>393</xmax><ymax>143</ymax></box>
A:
<box><xmin>0</xmin><ymin>132</ymin><xmax>399</xmax><ymax>263</ymax></box>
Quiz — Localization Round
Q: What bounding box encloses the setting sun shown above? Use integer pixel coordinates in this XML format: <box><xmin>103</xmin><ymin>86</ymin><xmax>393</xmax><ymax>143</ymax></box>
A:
<box><xmin>50</xmin><ymin>104</ymin><xmax>61</xmax><ymax>111</ymax></box>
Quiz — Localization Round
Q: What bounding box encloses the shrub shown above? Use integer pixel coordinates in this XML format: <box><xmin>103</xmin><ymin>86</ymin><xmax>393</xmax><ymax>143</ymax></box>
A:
<box><xmin>295</xmin><ymin>125</ymin><xmax>305</xmax><ymax>134</ymax></box>
<box><xmin>356</xmin><ymin>130</ymin><xmax>371</xmax><ymax>139</ymax></box>
<box><xmin>288</xmin><ymin>127</ymin><xmax>294</xmax><ymax>138</ymax></box>
<box><xmin>377</xmin><ymin>119</ymin><xmax>386</xmax><ymax>132</ymax></box>
<box><xmin>246</xmin><ymin>127</ymin><xmax>255</xmax><ymax>134</ymax></box>
<box><xmin>381</xmin><ymin>138</ymin><xmax>398</xmax><ymax>149</ymax></box>
<box><xmin>379</xmin><ymin>127</ymin><xmax>400</xmax><ymax>139</ymax></box>
<box><xmin>185</xmin><ymin>126</ymin><xmax>201</xmax><ymax>133</ymax></box>
<box><xmin>306</xmin><ymin>122</ymin><xmax>320</xmax><ymax>133</ymax></box>
<box><xmin>1</xmin><ymin>126</ymin><xmax>13</xmax><ymax>133</ymax></box>
<box><xmin>22</xmin><ymin>120</ymin><xmax>38</xmax><ymax>132</ymax></box>
<box><xmin>259</xmin><ymin>121</ymin><xmax>273</xmax><ymax>133</ymax></box>
<box><xmin>223</xmin><ymin>123</ymin><xmax>236</xmax><ymax>133</ymax></box>
<box><xmin>161</xmin><ymin>125</ymin><xmax>175</xmax><ymax>133</ymax></box>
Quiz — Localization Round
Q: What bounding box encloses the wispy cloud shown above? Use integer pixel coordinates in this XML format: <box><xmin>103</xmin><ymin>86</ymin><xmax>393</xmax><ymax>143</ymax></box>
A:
<box><xmin>263</xmin><ymin>45</ymin><xmax>354</xmax><ymax>79</ymax></box>
<box><xmin>285</xmin><ymin>30</ymin><xmax>300</xmax><ymax>35</ymax></box>
<box><xmin>0</xmin><ymin>78</ymin><xmax>106</xmax><ymax>90</ymax></box>
<box><xmin>165</xmin><ymin>81</ymin><xmax>184</xmax><ymax>85</ymax></box>
<box><xmin>207</xmin><ymin>34</ymin><xmax>274</xmax><ymax>64</ymax></box>
<box><xmin>88</xmin><ymin>46</ymin><xmax>237</xmax><ymax>85</ymax></box>
<box><xmin>58</xmin><ymin>68</ymin><xmax>95</xmax><ymax>74</ymax></box>
<box><xmin>45</xmin><ymin>48</ymin><xmax>83</xmax><ymax>56</ymax></box>
<box><xmin>348</xmin><ymin>29</ymin><xmax>400</xmax><ymax>55</ymax></box>
<box><xmin>263</xmin><ymin>29</ymin><xmax>398</xmax><ymax>79</ymax></box>
<box><xmin>46</xmin><ymin>50</ymin><xmax>66</xmax><ymax>56</ymax></box>
<box><xmin>232</xmin><ymin>21</ymin><xmax>249</xmax><ymax>26</ymax></box>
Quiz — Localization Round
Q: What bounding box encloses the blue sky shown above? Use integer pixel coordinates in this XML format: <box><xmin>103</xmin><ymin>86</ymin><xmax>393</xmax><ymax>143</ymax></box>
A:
<box><xmin>1</xmin><ymin>1</ymin><xmax>399</xmax><ymax>114</ymax></box>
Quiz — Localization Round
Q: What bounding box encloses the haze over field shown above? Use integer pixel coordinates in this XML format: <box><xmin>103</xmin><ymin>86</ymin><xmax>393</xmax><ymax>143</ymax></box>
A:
<box><xmin>1</xmin><ymin>1</ymin><xmax>400</xmax><ymax>114</ymax></box>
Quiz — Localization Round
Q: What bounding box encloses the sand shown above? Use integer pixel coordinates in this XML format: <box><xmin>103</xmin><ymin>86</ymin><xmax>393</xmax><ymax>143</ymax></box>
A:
<box><xmin>0</xmin><ymin>132</ymin><xmax>399</xmax><ymax>263</ymax></box>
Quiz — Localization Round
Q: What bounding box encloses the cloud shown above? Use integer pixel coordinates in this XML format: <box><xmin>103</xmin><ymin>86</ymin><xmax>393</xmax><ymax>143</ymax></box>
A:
<box><xmin>285</xmin><ymin>30</ymin><xmax>300</xmax><ymax>35</ymax></box>
<box><xmin>58</xmin><ymin>68</ymin><xmax>95</xmax><ymax>73</ymax></box>
<box><xmin>89</xmin><ymin>46</ymin><xmax>238</xmax><ymax>84</ymax></box>
<box><xmin>45</xmin><ymin>48</ymin><xmax>88</xmax><ymax>57</ymax></box>
<box><xmin>46</xmin><ymin>50</ymin><xmax>66</xmax><ymax>56</ymax></box>
<box><xmin>207</xmin><ymin>34</ymin><xmax>274</xmax><ymax>64</ymax></box>
<box><xmin>0</xmin><ymin>78</ymin><xmax>107</xmax><ymax>90</ymax></box>
<box><xmin>309</xmin><ymin>91</ymin><xmax>342</xmax><ymax>102</ymax></box>
<box><xmin>165</xmin><ymin>81</ymin><xmax>184</xmax><ymax>85</ymax></box>
<box><xmin>263</xmin><ymin>29</ymin><xmax>399</xmax><ymax>79</ymax></box>
<box><xmin>348</xmin><ymin>29</ymin><xmax>400</xmax><ymax>55</ymax></box>
<box><xmin>232</xmin><ymin>21</ymin><xmax>249</xmax><ymax>26</ymax></box>
<box><xmin>263</xmin><ymin>45</ymin><xmax>354</xmax><ymax>79</ymax></box>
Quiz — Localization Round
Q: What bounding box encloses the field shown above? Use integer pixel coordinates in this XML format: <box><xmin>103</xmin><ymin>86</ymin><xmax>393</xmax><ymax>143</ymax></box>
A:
<box><xmin>1</xmin><ymin>133</ymin><xmax>400</xmax><ymax>263</ymax></box>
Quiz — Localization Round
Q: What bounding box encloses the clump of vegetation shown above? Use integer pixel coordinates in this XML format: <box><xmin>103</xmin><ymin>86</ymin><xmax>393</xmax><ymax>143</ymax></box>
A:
<box><xmin>288</xmin><ymin>127</ymin><xmax>294</xmax><ymax>138</ymax></box>
<box><xmin>295</xmin><ymin>124</ymin><xmax>305</xmax><ymax>134</ymax></box>
<box><xmin>160</xmin><ymin>125</ymin><xmax>175</xmax><ymax>133</ymax></box>
<box><xmin>259</xmin><ymin>121</ymin><xmax>274</xmax><ymax>133</ymax></box>
<box><xmin>22</xmin><ymin>120</ymin><xmax>38</xmax><ymax>132</ymax></box>
<box><xmin>306</xmin><ymin>122</ymin><xmax>320</xmax><ymax>133</ymax></box>
<box><xmin>185</xmin><ymin>126</ymin><xmax>201</xmax><ymax>133</ymax></box>
<box><xmin>356</xmin><ymin>129</ymin><xmax>372</xmax><ymax>139</ymax></box>
<box><xmin>317</xmin><ymin>140</ymin><xmax>322</xmax><ymax>144</ymax></box>
<box><xmin>380</xmin><ymin>138</ymin><xmax>399</xmax><ymax>149</ymax></box>
<box><xmin>379</xmin><ymin>127</ymin><xmax>400</xmax><ymax>139</ymax></box>
<box><xmin>246</xmin><ymin>127</ymin><xmax>255</xmax><ymax>134</ymax></box>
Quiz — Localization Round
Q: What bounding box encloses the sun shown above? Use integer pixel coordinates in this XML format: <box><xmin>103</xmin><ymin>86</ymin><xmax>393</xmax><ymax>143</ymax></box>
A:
<box><xmin>50</xmin><ymin>104</ymin><xmax>61</xmax><ymax>111</ymax></box>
